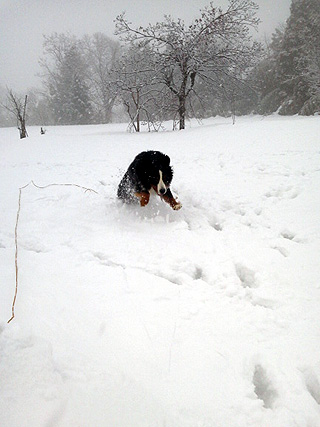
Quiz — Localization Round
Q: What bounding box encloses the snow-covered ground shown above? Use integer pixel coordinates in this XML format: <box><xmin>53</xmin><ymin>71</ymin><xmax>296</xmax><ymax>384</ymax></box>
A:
<box><xmin>1</xmin><ymin>115</ymin><xmax>320</xmax><ymax>427</ymax></box>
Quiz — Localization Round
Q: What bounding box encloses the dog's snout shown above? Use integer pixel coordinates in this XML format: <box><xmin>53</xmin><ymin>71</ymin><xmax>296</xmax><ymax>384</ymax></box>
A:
<box><xmin>157</xmin><ymin>170</ymin><xmax>167</xmax><ymax>195</ymax></box>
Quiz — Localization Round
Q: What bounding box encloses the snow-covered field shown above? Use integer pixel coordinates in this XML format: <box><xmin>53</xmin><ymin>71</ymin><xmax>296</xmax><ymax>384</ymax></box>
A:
<box><xmin>1</xmin><ymin>115</ymin><xmax>320</xmax><ymax>426</ymax></box>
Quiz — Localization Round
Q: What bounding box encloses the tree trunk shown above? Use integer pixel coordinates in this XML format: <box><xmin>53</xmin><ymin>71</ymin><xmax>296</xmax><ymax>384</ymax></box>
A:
<box><xmin>20</xmin><ymin>96</ymin><xmax>28</xmax><ymax>138</ymax></box>
<box><xmin>18</xmin><ymin>108</ymin><xmax>28</xmax><ymax>138</ymax></box>
<box><xmin>103</xmin><ymin>96</ymin><xmax>116</xmax><ymax>123</ymax></box>
<box><xmin>6</xmin><ymin>92</ymin><xmax>28</xmax><ymax>139</ymax></box>
<box><xmin>178</xmin><ymin>67</ymin><xmax>188</xmax><ymax>130</ymax></box>
<box><xmin>178</xmin><ymin>96</ymin><xmax>186</xmax><ymax>130</ymax></box>
<box><xmin>135</xmin><ymin>90</ymin><xmax>140</xmax><ymax>132</ymax></box>
<box><xmin>19</xmin><ymin>120</ymin><xmax>28</xmax><ymax>139</ymax></box>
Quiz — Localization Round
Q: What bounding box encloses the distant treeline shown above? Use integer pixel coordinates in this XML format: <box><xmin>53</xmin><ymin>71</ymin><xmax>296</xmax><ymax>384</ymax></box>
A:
<box><xmin>1</xmin><ymin>0</ymin><xmax>319</xmax><ymax>130</ymax></box>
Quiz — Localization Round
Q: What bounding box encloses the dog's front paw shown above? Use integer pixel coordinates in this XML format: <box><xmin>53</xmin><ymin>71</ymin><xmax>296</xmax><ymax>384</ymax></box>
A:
<box><xmin>172</xmin><ymin>202</ymin><xmax>182</xmax><ymax>210</ymax></box>
<box><xmin>134</xmin><ymin>192</ymin><xmax>150</xmax><ymax>207</ymax></box>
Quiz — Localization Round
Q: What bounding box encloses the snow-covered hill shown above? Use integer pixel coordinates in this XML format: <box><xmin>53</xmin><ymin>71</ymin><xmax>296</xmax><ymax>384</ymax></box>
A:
<box><xmin>1</xmin><ymin>115</ymin><xmax>320</xmax><ymax>426</ymax></box>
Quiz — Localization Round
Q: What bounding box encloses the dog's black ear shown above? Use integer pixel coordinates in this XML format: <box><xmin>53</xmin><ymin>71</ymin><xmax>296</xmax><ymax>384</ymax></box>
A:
<box><xmin>164</xmin><ymin>154</ymin><xmax>171</xmax><ymax>166</ymax></box>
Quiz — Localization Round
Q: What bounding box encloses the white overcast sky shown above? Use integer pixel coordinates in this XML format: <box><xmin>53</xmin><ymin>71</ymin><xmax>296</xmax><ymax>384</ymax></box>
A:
<box><xmin>1</xmin><ymin>0</ymin><xmax>291</xmax><ymax>91</ymax></box>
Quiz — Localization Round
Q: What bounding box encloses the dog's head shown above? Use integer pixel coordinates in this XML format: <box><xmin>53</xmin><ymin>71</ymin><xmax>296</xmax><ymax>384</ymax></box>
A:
<box><xmin>136</xmin><ymin>151</ymin><xmax>173</xmax><ymax>195</ymax></box>
<box><xmin>150</xmin><ymin>152</ymin><xmax>173</xmax><ymax>196</ymax></box>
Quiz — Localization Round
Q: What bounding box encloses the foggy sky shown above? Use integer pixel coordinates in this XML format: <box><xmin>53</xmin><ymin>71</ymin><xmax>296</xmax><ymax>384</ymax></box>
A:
<box><xmin>1</xmin><ymin>0</ymin><xmax>291</xmax><ymax>91</ymax></box>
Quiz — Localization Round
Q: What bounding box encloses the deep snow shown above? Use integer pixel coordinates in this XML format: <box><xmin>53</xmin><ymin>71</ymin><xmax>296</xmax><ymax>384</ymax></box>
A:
<box><xmin>1</xmin><ymin>115</ymin><xmax>320</xmax><ymax>426</ymax></box>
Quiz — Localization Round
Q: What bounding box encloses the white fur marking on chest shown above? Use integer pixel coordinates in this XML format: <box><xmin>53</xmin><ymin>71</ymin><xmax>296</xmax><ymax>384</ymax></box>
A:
<box><xmin>157</xmin><ymin>170</ymin><xmax>167</xmax><ymax>195</ymax></box>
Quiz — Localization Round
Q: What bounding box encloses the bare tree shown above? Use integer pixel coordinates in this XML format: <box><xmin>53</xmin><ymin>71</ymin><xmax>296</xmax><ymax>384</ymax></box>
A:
<box><xmin>113</xmin><ymin>45</ymin><xmax>168</xmax><ymax>131</ymax></box>
<box><xmin>3</xmin><ymin>90</ymin><xmax>28</xmax><ymax>138</ymax></box>
<box><xmin>115</xmin><ymin>0</ymin><xmax>261</xmax><ymax>130</ymax></box>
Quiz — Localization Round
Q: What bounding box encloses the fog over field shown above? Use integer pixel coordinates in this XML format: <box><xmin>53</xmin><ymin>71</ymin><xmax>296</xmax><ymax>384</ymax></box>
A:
<box><xmin>1</xmin><ymin>0</ymin><xmax>291</xmax><ymax>91</ymax></box>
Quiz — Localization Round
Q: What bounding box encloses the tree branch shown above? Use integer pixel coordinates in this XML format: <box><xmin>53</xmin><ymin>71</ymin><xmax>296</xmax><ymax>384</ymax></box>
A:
<box><xmin>7</xmin><ymin>180</ymin><xmax>98</xmax><ymax>323</ymax></box>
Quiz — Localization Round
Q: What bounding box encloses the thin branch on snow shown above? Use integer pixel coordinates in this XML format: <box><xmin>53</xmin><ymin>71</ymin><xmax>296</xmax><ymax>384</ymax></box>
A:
<box><xmin>28</xmin><ymin>180</ymin><xmax>99</xmax><ymax>194</ymax></box>
<box><xmin>7</xmin><ymin>180</ymin><xmax>98</xmax><ymax>324</ymax></box>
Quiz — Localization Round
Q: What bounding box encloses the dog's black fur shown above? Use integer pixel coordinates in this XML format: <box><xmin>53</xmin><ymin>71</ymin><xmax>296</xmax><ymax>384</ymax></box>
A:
<box><xmin>117</xmin><ymin>151</ymin><xmax>181</xmax><ymax>210</ymax></box>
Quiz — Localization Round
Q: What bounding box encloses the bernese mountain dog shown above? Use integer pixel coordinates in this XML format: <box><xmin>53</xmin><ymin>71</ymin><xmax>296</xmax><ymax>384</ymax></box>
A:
<box><xmin>117</xmin><ymin>150</ymin><xmax>182</xmax><ymax>210</ymax></box>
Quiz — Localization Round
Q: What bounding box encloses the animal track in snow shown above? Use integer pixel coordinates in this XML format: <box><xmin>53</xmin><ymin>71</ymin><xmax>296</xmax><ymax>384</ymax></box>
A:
<box><xmin>205</xmin><ymin>210</ymin><xmax>223</xmax><ymax>231</ymax></box>
<box><xmin>250</xmin><ymin>295</ymin><xmax>277</xmax><ymax>309</ymax></box>
<box><xmin>232</xmin><ymin>264</ymin><xmax>277</xmax><ymax>309</ymax></box>
<box><xmin>235</xmin><ymin>264</ymin><xmax>258</xmax><ymax>289</ymax></box>
<box><xmin>280</xmin><ymin>229</ymin><xmax>296</xmax><ymax>241</ymax></box>
<box><xmin>253</xmin><ymin>364</ymin><xmax>278</xmax><ymax>408</ymax></box>
<box><xmin>20</xmin><ymin>240</ymin><xmax>50</xmax><ymax>254</ymax></box>
<box><xmin>264</xmin><ymin>185</ymin><xmax>300</xmax><ymax>200</ymax></box>
<box><xmin>92</xmin><ymin>252</ymin><xmax>125</xmax><ymax>269</ymax></box>
<box><xmin>151</xmin><ymin>263</ymin><xmax>208</xmax><ymax>287</ymax></box>
<box><xmin>92</xmin><ymin>251</ymin><xmax>197</xmax><ymax>287</ymax></box>
<box><xmin>193</xmin><ymin>267</ymin><xmax>204</xmax><ymax>280</ymax></box>
<box><xmin>302</xmin><ymin>368</ymin><xmax>320</xmax><ymax>405</ymax></box>
<box><xmin>272</xmin><ymin>245</ymin><xmax>289</xmax><ymax>257</ymax></box>
<box><xmin>209</xmin><ymin>218</ymin><xmax>223</xmax><ymax>231</ymax></box>
<box><xmin>280</xmin><ymin>229</ymin><xmax>306</xmax><ymax>244</ymax></box>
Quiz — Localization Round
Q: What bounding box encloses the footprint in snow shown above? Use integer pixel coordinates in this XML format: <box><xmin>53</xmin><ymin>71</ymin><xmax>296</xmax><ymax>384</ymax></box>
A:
<box><xmin>265</xmin><ymin>186</ymin><xmax>300</xmax><ymax>200</ymax></box>
<box><xmin>208</xmin><ymin>216</ymin><xmax>223</xmax><ymax>231</ymax></box>
<box><xmin>272</xmin><ymin>245</ymin><xmax>290</xmax><ymax>257</ymax></box>
<box><xmin>92</xmin><ymin>251</ymin><xmax>123</xmax><ymax>268</ymax></box>
<box><xmin>280</xmin><ymin>229</ymin><xmax>296</xmax><ymax>241</ymax></box>
<box><xmin>20</xmin><ymin>240</ymin><xmax>50</xmax><ymax>254</ymax></box>
<box><xmin>253</xmin><ymin>364</ymin><xmax>278</xmax><ymax>409</ymax></box>
<box><xmin>193</xmin><ymin>266</ymin><xmax>204</xmax><ymax>281</ymax></box>
<box><xmin>301</xmin><ymin>368</ymin><xmax>320</xmax><ymax>405</ymax></box>
<box><xmin>235</xmin><ymin>263</ymin><xmax>258</xmax><ymax>289</ymax></box>
<box><xmin>234</xmin><ymin>264</ymin><xmax>277</xmax><ymax>308</ymax></box>
<box><xmin>280</xmin><ymin>229</ymin><xmax>306</xmax><ymax>243</ymax></box>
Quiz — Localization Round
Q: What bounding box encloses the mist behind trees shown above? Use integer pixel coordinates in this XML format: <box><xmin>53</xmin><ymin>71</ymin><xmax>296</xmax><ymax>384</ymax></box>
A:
<box><xmin>1</xmin><ymin>0</ymin><xmax>319</xmax><ymax>129</ymax></box>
